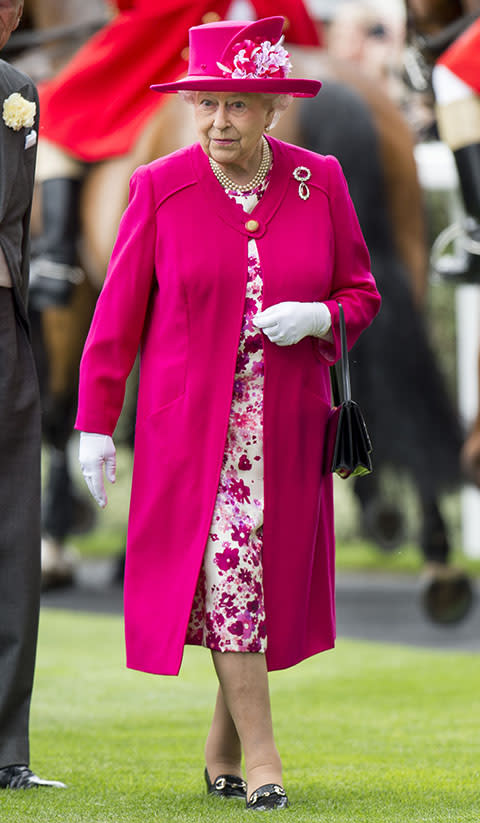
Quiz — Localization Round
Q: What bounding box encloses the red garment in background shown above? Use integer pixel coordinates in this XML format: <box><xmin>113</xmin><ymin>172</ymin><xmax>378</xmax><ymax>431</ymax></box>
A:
<box><xmin>39</xmin><ymin>0</ymin><xmax>319</xmax><ymax>162</ymax></box>
<box><xmin>437</xmin><ymin>16</ymin><xmax>480</xmax><ymax>93</ymax></box>
<box><xmin>113</xmin><ymin>0</ymin><xmax>135</xmax><ymax>9</ymax></box>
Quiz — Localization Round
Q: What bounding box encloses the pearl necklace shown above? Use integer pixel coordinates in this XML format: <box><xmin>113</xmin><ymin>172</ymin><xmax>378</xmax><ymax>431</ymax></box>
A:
<box><xmin>209</xmin><ymin>137</ymin><xmax>271</xmax><ymax>192</ymax></box>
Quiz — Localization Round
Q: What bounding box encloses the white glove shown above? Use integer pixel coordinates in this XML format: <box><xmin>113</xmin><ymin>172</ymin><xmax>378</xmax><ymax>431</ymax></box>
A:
<box><xmin>78</xmin><ymin>432</ymin><xmax>116</xmax><ymax>509</ymax></box>
<box><xmin>253</xmin><ymin>301</ymin><xmax>331</xmax><ymax>346</ymax></box>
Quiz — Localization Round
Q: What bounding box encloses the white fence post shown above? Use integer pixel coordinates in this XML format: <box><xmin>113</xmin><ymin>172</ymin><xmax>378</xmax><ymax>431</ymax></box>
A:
<box><xmin>456</xmin><ymin>286</ymin><xmax>480</xmax><ymax>556</ymax></box>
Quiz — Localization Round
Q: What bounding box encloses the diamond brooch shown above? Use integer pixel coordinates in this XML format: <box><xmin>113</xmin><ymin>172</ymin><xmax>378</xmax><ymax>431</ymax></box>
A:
<box><xmin>293</xmin><ymin>166</ymin><xmax>311</xmax><ymax>200</ymax></box>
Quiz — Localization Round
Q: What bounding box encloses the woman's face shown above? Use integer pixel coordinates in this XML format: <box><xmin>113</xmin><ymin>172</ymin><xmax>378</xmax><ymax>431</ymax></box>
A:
<box><xmin>193</xmin><ymin>91</ymin><xmax>274</xmax><ymax>173</ymax></box>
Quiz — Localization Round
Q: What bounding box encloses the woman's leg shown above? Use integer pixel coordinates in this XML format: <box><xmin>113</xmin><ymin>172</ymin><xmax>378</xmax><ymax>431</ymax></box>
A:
<box><xmin>211</xmin><ymin>650</ymin><xmax>282</xmax><ymax>798</ymax></box>
<box><xmin>204</xmin><ymin>684</ymin><xmax>242</xmax><ymax>780</ymax></box>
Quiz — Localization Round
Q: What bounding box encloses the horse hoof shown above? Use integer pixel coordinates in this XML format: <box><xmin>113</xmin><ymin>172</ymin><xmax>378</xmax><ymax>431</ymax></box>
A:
<box><xmin>71</xmin><ymin>493</ymin><xmax>97</xmax><ymax>535</ymax></box>
<box><xmin>421</xmin><ymin>566</ymin><xmax>475</xmax><ymax>625</ymax></box>
<box><xmin>41</xmin><ymin>538</ymin><xmax>78</xmax><ymax>591</ymax></box>
<box><xmin>361</xmin><ymin>500</ymin><xmax>407</xmax><ymax>552</ymax></box>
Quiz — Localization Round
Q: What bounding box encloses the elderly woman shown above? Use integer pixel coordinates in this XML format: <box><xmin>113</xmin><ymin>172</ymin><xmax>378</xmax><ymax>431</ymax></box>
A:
<box><xmin>76</xmin><ymin>15</ymin><xmax>381</xmax><ymax>811</ymax></box>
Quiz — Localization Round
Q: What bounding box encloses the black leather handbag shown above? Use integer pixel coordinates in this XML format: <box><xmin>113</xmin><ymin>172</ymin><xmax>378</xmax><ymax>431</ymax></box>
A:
<box><xmin>324</xmin><ymin>303</ymin><xmax>373</xmax><ymax>479</ymax></box>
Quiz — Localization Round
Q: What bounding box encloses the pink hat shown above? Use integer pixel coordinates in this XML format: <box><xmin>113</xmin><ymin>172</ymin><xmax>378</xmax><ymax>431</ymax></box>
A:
<box><xmin>151</xmin><ymin>16</ymin><xmax>321</xmax><ymax>98</ymax></box>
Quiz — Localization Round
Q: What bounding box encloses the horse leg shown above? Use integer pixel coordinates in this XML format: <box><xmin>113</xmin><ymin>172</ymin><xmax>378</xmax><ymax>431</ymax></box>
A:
<box><xmin>39</xmin><ymin>342</ymin><xmax>82</xmax><ymax>588</ymax></box>
<box><xmin>354</xmin><ymin>474</ymin><xmax>474</xmax><ymax>624</ymax></box>
<box><xmin>354</xmin><ymin>470</ymin><xmax>451</xmax><ymax>567</ymax></box>
<box><xmin>29</xmin><ymin>309</ymin><xmax>75</xmax><ymax>588</ymax></box>
<box><xmin>418</xmin><ymin>495</ymin><xmax>450</xmax><ymax>565</ymax></box>
<box><xmin>418</xmin><ymin>492</ymin><xmax>474</xmax><ymax>624</ymax></box>
<box><xmin>41</xmin><ymin>448</ymin><xmax>78</xmax><ymax>588</ymax></box>
<box><xmin>353</xmin><ymin>473</ymin><xmax>407</xmax><ymax>551</ymax></box>
<box><xmin>33</xmin><ymin>278</ymin><xmax>98</xmax><ymax>588</ymax></box>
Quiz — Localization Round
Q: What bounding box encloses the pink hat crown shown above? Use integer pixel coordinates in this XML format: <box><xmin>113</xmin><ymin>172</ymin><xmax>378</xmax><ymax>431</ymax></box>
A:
<box><xmin>151</xmin><ymin>16</ymin><xmax>321</xmax><ymax>98</ymax></box>
<box><xmin>188</xmin><ymin>17</ymin><xmax>289</xmax><ymax>81</ymax></box>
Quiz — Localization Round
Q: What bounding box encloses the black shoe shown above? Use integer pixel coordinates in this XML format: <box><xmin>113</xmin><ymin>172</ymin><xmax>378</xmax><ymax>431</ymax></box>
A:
<box><xmin>0</xmin><ymin>765</ymin><xmax>67</xmax><ymax>789</ymax></box>
<box><xmin>246</xmin><ymin>783</ymin><xmax>289</xmax><ymax>811</ymax></box>
<box><xmin>204</xmin><ymin>767</ymin><xmax>246</xmax><ymax>798</ymax></box>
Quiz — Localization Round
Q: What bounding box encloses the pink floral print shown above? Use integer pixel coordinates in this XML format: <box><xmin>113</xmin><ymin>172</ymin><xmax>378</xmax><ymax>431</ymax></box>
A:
<box><xmin>186</xmin><ymin>176</ymin><xmax>270</xmax><ymax>654</ymax></box>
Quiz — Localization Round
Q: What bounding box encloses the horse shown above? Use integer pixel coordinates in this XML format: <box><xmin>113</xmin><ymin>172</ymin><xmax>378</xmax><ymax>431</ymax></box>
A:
<box><xmin>289</xmin><ymin>60</ymin><xmax>471</xmax><ymax>625</ymax></box>
<box><xmin>404</xmin><ymin>1</ymin><xmax>480</xmax><ymax>481</ymax></box>
<box><xmin>405</xmin><ymin>0</ymin><xmax>480</xmax><ymax>491</ymax></box>
<box><xmin>10</xmin><ymin>1</ymin><xmax>473</xmax><ymax>621</ymax></box>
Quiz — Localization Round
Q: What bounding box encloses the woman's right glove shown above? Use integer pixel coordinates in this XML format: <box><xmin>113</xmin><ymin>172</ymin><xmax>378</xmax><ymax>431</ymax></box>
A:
<box><xmin>78</xmin><ymin>432</ymin><xmax>116</xmax><ymax>509</ymax></box>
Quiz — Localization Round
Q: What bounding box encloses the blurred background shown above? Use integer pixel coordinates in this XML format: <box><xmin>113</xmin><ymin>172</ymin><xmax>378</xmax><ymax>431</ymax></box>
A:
<box><xmin>5</xmin><ymin>0</ymin><xmax>480</xmax><ymax>624</ymax></box>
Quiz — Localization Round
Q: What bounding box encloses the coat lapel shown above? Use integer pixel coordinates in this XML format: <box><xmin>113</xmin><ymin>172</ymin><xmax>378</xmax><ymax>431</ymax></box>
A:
<box><xmin>0</xmin><ymin>67</ymin><xmax>23</xmax><ymax>225</ymax></box>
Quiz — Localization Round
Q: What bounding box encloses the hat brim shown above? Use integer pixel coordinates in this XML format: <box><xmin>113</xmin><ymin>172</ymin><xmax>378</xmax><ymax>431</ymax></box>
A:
<box><xmin>150</xmin><ymin>76</ymin><xmax>321</xmax><ymax>97</ymax></box>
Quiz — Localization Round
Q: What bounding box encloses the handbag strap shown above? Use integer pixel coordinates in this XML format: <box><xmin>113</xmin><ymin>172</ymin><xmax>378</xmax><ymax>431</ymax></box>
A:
<box><xmin>331</xmin><ymin>302</ymin><xmax>351</xmax><ymax>405</ymax></box>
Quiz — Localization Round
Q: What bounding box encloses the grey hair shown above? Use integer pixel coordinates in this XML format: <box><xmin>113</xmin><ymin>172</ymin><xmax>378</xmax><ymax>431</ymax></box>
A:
<box><xmin>179</xmin><ymin>90</ymin><xmax>292</xmax><ymax>128</ymax></box>
<box><xmin>263</xmin><ymin>94</ymin><xmax>293</xmax><ymax>128</ymax></box>
<box><xmin>179</xmin><ymin>90</ymin><xmax>197</xmax><ymax>105</ymax></box>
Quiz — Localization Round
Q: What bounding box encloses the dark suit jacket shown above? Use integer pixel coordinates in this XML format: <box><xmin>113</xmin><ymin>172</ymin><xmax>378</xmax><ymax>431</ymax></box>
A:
<box><xmin>0</xmin><ymin>59</ymin><xmax>39</xmax><ymax>329</ymax></box>
<box><xmin>0</xmin><ymin>59</ymin><xmax>41</xmax><ymax>768</ymax></box>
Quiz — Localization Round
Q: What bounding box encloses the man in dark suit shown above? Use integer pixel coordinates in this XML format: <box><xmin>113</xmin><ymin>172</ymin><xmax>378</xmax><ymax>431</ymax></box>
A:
<box><xmin>0</xmin><ymin>1</ymin><xmax>65</xmax><ymax>790</ymax></box>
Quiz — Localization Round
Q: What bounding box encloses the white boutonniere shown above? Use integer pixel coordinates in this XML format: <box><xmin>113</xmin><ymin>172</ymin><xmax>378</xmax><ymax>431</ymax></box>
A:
<box><xmin>3</xmin><ymin>92</ymin><xmax>36</xmax><ymax>131</ymax></box>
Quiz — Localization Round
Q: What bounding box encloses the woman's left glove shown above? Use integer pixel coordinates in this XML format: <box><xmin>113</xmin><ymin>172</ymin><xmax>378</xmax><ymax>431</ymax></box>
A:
<box><xmin>253</xmin><ymin>301</ymin><xmax>331</xmax><ymax>346</ymax></box>
<box><xmin>78</xmin><ymin>432</ymin><xmax>116</xmax><ymax>509</ymax></box>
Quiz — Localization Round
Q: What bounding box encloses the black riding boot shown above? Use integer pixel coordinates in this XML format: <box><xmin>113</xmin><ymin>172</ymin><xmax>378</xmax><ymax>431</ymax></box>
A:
<box><xmin>432</xmin><ymin>142</ymin><xmax>480</xmax><ymax>282</ymax></box>
<box><xmin>29</xmin><ymin>177</ymin><xmax>84</xmax><ymax>310</ymax></box>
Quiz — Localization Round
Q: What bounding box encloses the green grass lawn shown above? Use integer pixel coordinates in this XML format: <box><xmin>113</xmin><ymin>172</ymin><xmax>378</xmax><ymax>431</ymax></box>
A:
<box><xmin>2</xmin><ymin>609</ymin><xmax>478</xmax><ymax>822</ymax></box>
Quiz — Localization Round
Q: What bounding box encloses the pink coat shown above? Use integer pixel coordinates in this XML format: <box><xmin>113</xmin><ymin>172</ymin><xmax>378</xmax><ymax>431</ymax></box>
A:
<box><xmin>75</xmin><ymin>137</ymin><xmax>381</xmax><ymax>675</ymax></box>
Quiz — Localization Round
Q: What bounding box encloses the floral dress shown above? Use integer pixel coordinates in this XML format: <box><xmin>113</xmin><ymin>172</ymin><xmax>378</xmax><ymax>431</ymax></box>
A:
<box><xmin>186</xmin><ymin>173</ymin><xmax>271</xmax><ymax>654</ymax></box>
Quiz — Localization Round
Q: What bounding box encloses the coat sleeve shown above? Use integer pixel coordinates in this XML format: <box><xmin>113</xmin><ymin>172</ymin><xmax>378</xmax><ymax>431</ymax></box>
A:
<box><xmin>318</xmin><ymin>154</ymin><xmax>381</xmax><ymax>364</ymax></box>
<box><xmin>75</xmin><ymin>164</ymin><xmax>156</xmax><ymax>435</ymax></box>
